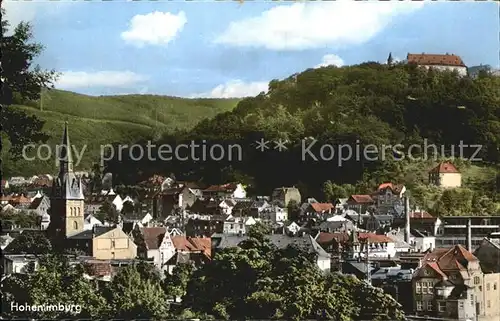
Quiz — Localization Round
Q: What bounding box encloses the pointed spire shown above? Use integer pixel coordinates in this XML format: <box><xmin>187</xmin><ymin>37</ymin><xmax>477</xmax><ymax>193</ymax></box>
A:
<box><xmin>59</xmin><ymin>121</ymin><xmax>73</xmax><ymax>173</ymax></box>
<box><xmin>387</xmin><ymin>52</ymin><xmax>394</xmax><ymax>66</ymax></box>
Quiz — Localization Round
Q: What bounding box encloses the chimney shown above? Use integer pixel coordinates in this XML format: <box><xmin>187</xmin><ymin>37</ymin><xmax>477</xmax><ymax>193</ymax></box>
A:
<box><xmin>466</xmin><ymin>218</ymin><xmax>472</xmax><ymax>252</ymax></box>
<box><xmin>404</xmin><ymin>197</ymin><xmax>411</xmax><ymax>244</ymax></box>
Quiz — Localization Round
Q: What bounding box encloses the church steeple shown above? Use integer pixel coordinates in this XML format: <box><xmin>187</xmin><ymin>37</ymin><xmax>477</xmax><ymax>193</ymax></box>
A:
<box><xmin>59</xmin><ymin>121</ymin><xmax>73</xmax><ymax>173</ymax></box>
<box><xmin>49</xmin><ymin>121</ymin><xmax>85</xmax><ymax>239</ymax></box>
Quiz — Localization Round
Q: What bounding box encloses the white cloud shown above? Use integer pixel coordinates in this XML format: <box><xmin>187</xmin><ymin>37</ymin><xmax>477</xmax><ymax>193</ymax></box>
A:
<box><xmin>191</xmin><ymin>80</ymin><xmax>268</xmax><ymax>99</ymax></box>
<box><xmin>215</xmin><ymin>1</ymin><xmax>425</xmax><ymax>51</ymax></box>
<box><xmin>55</xmin><ymin>71</ymin><xmax>147</xmax><ymax>89</ymax></box>
<box><xmin>315</xmin><ymin>54</ymin><xmax>345</xmax><ymax>68</ymax></box>
<box><xmin>121</xmin><ymin>11</ymin><xmax>187</xmax><ymax>47</ymax></box>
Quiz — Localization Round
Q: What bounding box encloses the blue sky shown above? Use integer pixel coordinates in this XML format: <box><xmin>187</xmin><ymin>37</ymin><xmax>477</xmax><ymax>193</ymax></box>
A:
<box><xmin>3</xmin><ymin>0</ymin><xmax>499</xmax><ymax>98</ymax></box>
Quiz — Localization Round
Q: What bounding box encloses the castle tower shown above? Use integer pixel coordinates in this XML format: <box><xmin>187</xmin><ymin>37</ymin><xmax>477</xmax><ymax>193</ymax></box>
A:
<box><xmin>48</xmin><ymin>122</ymin><xmax>85</xmax><ymax>239</ymax></box>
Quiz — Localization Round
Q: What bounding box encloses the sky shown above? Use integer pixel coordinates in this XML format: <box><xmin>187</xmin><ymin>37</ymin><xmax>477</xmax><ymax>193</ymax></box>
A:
<box><xmin>3</xmin><ymin>0</ymin><xmax>499</xmax><ymax>98</ymax></box>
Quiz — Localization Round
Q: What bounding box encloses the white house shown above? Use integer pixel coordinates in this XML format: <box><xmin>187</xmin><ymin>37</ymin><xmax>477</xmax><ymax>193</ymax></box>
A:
<box><xmin>134</xmin><ymin>227</ymin><xmax>176</xmax><ymax>272</ymax></box>
<box><xmin>428</xmin><ymin>161</ymin><xmax>462</xmax><ymax>188</ymax></box>
<box><xmin>3</xmin><ymin>255</ymin><xmax>39</xmax><ymax>275</ymax></box>
<box><xmin>286</xmin><ymin>222</ymin><xmax>301</xmax><ymax>234</ymax></box>
<box><xmin>203</xmin><ymin>183</ymin><xmax>247</xmax><ymax>199</ymax></box>
<box><xmin>40</xmin><ymin>213</ymin><xmax>51</xmax><ymax>230</ymax></box>
<box><xmin>84</xmin><ymin>214</ymin><xmax>103</xmax><ymax>231</ymax></box>
<box><xmin>407</xmin><ymin>53</ymin><xmax>467</xmax><ymax>77</ymax></box>
<box><xmin>219</xmin><ymin>199</ymin><xmax>236</xmax><ymax>215</ymax></box>
<box><xmin>267</xmin><ymin>206</ymin><xmax>288</xmax><ymax>223</ymax></box>
<box><xmin>28</xmin><ymin>195</ymin><xmax>50</xmax><ymax>217</ymax></box>
<box><xmin>223</xmin><ymin>216</ymin><xmax>256</xmax><ymax>235</ymax></box>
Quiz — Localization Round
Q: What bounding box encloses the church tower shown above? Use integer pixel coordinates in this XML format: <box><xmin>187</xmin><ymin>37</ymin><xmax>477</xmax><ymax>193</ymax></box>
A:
<box><xmin>48</xmin><ymin>122</ymin><xmax>85</xmax><ymax>239</ymax></box>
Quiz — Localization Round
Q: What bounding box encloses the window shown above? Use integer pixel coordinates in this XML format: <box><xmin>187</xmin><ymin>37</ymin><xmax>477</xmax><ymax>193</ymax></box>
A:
<box><xmin>422</xmin><ymin>282</ymin><xmax>428</xmax><ymax>294</ymax></box>
<box><xmin>78</xmin><ymin>207</ymin><xmax>81</xmax><ymax>215</ymax></box>
<box><xmin>486</xmin><ymin>283</ymin><xmax>490</xmax><ymax>291</ymax></box>
<box><xmin>416</xmin><ymin>301</ymin><xmax>423</xmax><ymax>311</ymax></box>
<box><xmin>111</xmin><ymin>240</ymin><xmax>115</xmax><ymax>248</ymax></box>
<box><xmin>487</xmin><ymin>300</ymin><xmax>491</xmax><ymax>308</ymax></box>
<box><xmin>416</xmin><ymin>283</ymin><xmax>421</xmax><ymax>294</ymax></box>
<box><xmin>73</xmin><ymin>221</ymin><xmax>78</xmax><ymax>230</ymax></box>
<box><xmin>474</xmin><ymin>276</ymin><xmax>481</xmax><ymax>285</ymax></box>
<box><xmin>427</xmin><ymin>301</ymin><xmax>433</xmax><ymax>311</ymax></box>
<box><xmin>459</xmin><ymin>302</ymin><xmax>464</xmax><ymax>309</ymax></box>
<box><xmin>438</xmin><ymin>302</ymin><xmax>446</xmax><ymax>312</ymax></box>
<box><xmin>494</xmin><ymin>283</ymin><xmax>497</xmax><ymax>290</ymax></box>
<box><xmin>479</xmin><ymin>285</ymin><xmax>482</xmax><ymax>291</ymax></box>
<box><xmin>70</xmin><ymin>207</ymin><xmax>74</xmax><ymax>216</ymax></box>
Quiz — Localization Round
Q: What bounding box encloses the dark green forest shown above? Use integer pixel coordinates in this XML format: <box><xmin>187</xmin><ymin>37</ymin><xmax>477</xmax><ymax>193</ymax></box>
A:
<box><xmin>106</xmin><ymin>62</ymin><xmax>500</xmax><ymax>206</ymax></box>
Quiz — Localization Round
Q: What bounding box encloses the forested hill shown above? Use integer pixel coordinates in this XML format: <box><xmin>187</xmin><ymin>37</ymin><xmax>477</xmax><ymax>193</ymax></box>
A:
<box><xmin>109</xmin><ymin>62</ymin><xmax>500</xmax><ymax>207</ymax></box>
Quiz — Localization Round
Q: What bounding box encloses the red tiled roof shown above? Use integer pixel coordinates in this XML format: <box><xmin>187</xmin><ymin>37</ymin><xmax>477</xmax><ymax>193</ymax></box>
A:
<box><xmin>426</xmin><ymin>262</ymin><xmax>447</xmax><ymax>278</ymax></box>
<box><xmin>316</xmin><ymin>232</ymin><xmax>349</xmax><ymax>244</ymax></box>
<box><xmin>429</xmin><ymin>161</ymin><xmax>460</xmax><ymax>174</ymax></box>
<box><xmin>311</xmin><ymin>203</ymin><xmax>334</xmax><ymax>213</ymax></box>
<box><xmin>410</xmin><ymin>211</ymin><xmax>435</xmax><ymax>219</ymax></box>
<box><xmin>10</xmin><ymin>195</ymin><xmax>31</xmax><ymax>204</ymax></box>
<box><xmin>171</xmin><ymin>236</ymin><xmax>211</xmax><ymax>259</ymax></box>
<box><xmin>358</xmin><ymin>232</ymin><xmax>394</xmax><ymax>244</ymax></box>
<box><xmin>407</xmin><ymin>53</ymin><xmax>466</xmax><ymax>67</ymax></box>
<box><xmin>348</xmin><ymin>195</ymin><xmax>374</xmax><ymax>204</ymax></box>
<box><xmin>422</xmin><ymin>245</ymin><xmax>477</xmax><ymax>273</ymax></box>
<box><xmin>140</xmin><ymin>227</ymin><xmax>167</xmax><ymax>250</ymax></box>
<box><xmin>377</xmin><ymin>183</ymin><xmax>404</xmax><ymax>194</ymax></box>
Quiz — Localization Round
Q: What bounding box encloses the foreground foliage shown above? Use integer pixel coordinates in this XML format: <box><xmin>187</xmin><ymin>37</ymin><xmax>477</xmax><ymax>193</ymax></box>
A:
<box><xmin>1</xmin><ymin>227</ymin><xmax>405</xmax><ymax>320</ymax></box>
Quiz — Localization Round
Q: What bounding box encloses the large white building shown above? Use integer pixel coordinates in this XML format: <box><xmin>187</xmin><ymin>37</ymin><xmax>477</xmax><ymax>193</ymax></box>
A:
<box><xmin>407</xmin><ymin>53</ymin><xmax>467</xmax><ymax>77</ymax></box>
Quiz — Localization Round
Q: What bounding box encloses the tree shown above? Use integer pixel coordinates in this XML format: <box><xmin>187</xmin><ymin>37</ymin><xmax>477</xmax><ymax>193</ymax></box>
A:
<box><xmin>1</xmin><ymin>254</ymin><xmax>107</xmax><ymax>319</ymax></box>
<box><xmin>4</xmin><ymin>231</ymin><xmax>52</xmax><ymax>254</ymax></box>
<box><xmin>182</xmin><ymin>231</ymin><xmax>405</xmax><ymax>320</ymax></box>
<box><xmin>95</xmin><ymin>200</ymin><xmax>119</xmax><ymax>224</ymax></box>
<box><xmin>104</xmin><ymin>264</ymin><xmax>169</xmax><ymax>319</ymax></box>
<box><xmin>121</xmin><ymin>201</ymin><xmax>135</xmax><ymax>216</ymax></box>
<box><xmin>162</xmin><ymin>263</ymin><xmax>195</xmax><ymax>301</ymax></box>
<box><xmin>1</xmin><ymin>10</ymin><xmax>58</xmax><ymax>157</ymax></box>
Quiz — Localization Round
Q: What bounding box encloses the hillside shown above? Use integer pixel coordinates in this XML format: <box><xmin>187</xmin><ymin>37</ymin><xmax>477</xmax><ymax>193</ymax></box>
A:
<box><xmin>2</xmin><ymin>89</ymin><xmax>239</xmax><ymax>176</ymax></box>
<box><xmin>105</xmin><ymin>62</ymin><xmax>499</xmax><ymax>214</ymax></box>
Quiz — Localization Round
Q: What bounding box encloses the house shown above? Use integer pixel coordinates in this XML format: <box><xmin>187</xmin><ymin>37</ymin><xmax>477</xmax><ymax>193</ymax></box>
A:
<box><xmin>346</xmin><ymin>195</ymin><xmax>374</xmax><ymax>213</ymax></box>
<box><xmin>271</xmin><ymin>187</ymin><xmax>301</xmax><ymax>207</ymax></box>
<box><xmin>185</xmin><ymin>216</ymin><xmax>225</xmax><ymax>237</ymax></box>
<box><xmin>474</xmin><ymin>237</ymin><xmax>500</xmax><ymax>273</ymax></box>
<box><xmin>2</xmin><ymin>180</ymin><xmax>9</xmax><ymax>190</ymax></box>
<box><xmin>223</xmin><ymin>216</ymin><xmax>256</xmax><ymax>235</ymax></box>
<box><xmin>373</xmin><ymin>183</ymin><xmax>406</xmax><ymax>215</ymax></box>
<box><xmin>27</xmin><ymin>195</ymin><xmax>50</xmax><ymax>217</ymax></box>
<box><xmin>3</xmin><ymin>254</ymin><xmax>39</xmax><ymax>274</ymax></box>
<box><xmin>428</xmin><ymin>161</ymin><xmax>462</xmax><ymax>188</ymax></box>
<box><xmin>231</xmin><ymin>199</ymin><xmax>254</xmax><ymax>217</ymax></box>
<box><xmin>213</xmin><ymin>233</ymin><xmax>331</xmax><ymax>272</ymax></box>
<box><xmin>407</xmin><ymin>53</ymin><xmax>467</xmax><ymax>77</ymax></box>
<box><xmin>262</xmin><ymin>205</ymin><xmax>288</xmax><ymax>223</ymax></box>
<box><xmin>202</xmin><ymin>183</ymin><xmax>246</xmax><ymax>199</ymax></box>
<box><xmin>304</xmin><ymin>202</ymin><xmax>335</xmax><ymax>217</ymax></box>
<box><xmin>365</xmin><ymin>214</ymin><xmax>394</xmax><ymax>232</ymax></box>
<box><xmin>411</xmin><ymin>245</ymin><xmax>500</xmax><ymax>321</ymax></box>
<box><xmin>318</xmin><ymin>216</ymin><xmax>354</xmax><ymax>234</ymax></box>
<box><xmin>85</xmin><ymin>202</ymin><xmax>103</xmax><ymax>216</ymax></box>
<box><xmin>371</xmin><ymin>265</ymin><xmax>415</xmax><ymax>313</ymax></box>
<box><xmin>165</xmin><ymin>236</ymin><xmax>211</xmax><ymax>274</ymax></box>
<box><xmin>0</xmin><ymin>235</ymin><xmax>14</xmax><ymax>250</ymax></box>
<box><xmin>8</xmin><ymin>177</ymin><xmax>27</xmax><ymax>186</ymax></box>
<box><xmin>133</xmin><ymin>226</ymin><xmax>175</xmax><ymax>271</ymax></box>
<box><xmin>188</xmin><ymin>198</ymin><xmax>221</xmax><ymax>215</ymax></box>
<box><xmin>121</xmin><ymin>212</ymin><xmax>153</xmax><ymax>227</ymax></box>
<box><xmin>219</xmin><ymin>199</ymin><xmax>236</xmax><ymax>215</ymax></box>
<box><xmin>83</xmin><ymin>214</ymin><xmax>103</xmax><ymax>231</ymax></box>
<box><xmin>68</xmin><ymin>226</ymin><xmax>137</xmax><ymax>260</ymax></box>
<box><xmin>156</xmin><ymin>186</ymin><xmax>197</xmax><ymax>218</ymax></box>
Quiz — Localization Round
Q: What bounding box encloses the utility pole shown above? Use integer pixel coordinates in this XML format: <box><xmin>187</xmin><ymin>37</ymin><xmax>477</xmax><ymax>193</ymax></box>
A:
<box><xmin>365</xmin><ymin>239</ymin><xmax>371</xmax><ymax>285</ymax></box>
